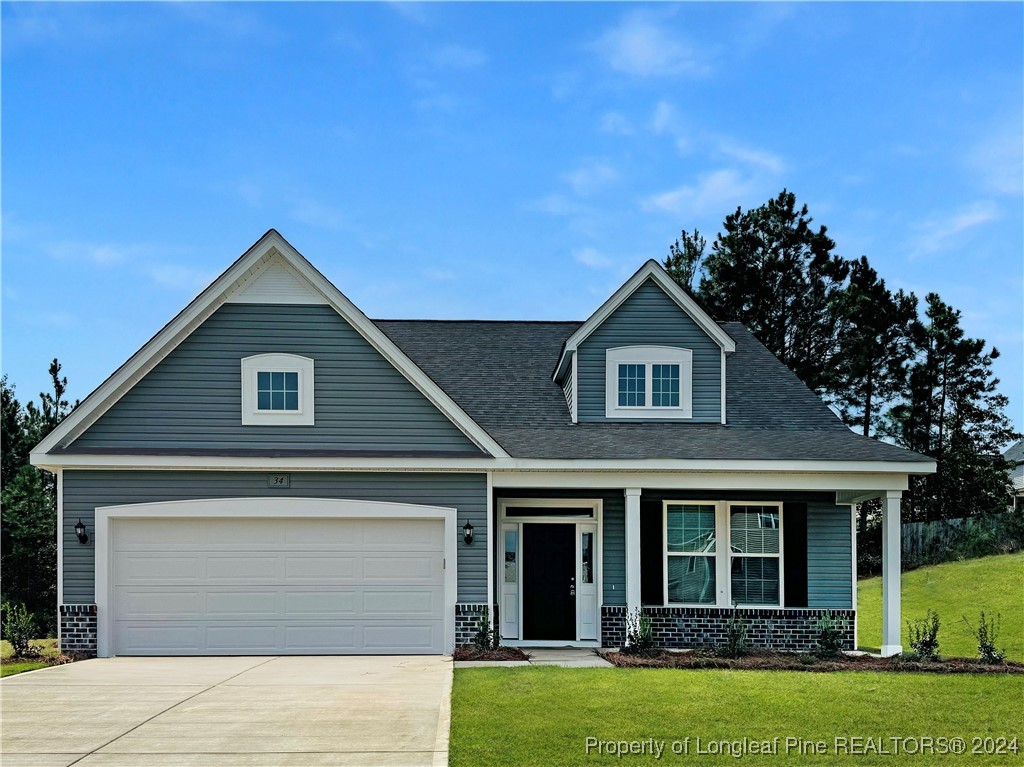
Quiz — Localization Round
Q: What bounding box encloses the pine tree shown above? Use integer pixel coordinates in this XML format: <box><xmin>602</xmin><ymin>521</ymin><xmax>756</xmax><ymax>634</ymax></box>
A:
<box><xmin>663</xmin><ymin>228</ymin><xmax>706</xmax><ymax>291</ymax></box>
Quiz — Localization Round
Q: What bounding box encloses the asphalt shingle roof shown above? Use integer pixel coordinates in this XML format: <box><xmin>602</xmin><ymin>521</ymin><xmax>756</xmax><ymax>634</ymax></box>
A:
<box><xmin>374</xmin><ymin>319</ymin><xmax>931</xmax><ymax>463</ymax></box>
<box><xmin>1004</xmin><ymin>439</ymin><xmax>1024</xmax><ymax>465</ymax></box>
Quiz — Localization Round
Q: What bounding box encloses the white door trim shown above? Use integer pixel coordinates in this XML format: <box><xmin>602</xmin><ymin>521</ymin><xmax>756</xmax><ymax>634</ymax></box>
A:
<box><xmin>94</xmin><ymin>497</ymin><xmax>458</xmax><ymax>657</ymax></box>
<box><xmin>496</xmin><ymin>498</ymin><xmax>603</xmax><ymax>645</ymax></box>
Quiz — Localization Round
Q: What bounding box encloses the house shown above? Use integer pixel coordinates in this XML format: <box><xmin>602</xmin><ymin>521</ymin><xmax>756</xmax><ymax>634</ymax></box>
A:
<box><xmin>31</xmin><ymin>230</ymin><xmax>935</xmax><ymax>658</ymax></box>
<box><xmin>1004</xmin><ymin>439</ymin><xmax>1024</xmax><ymax>511</ymax></box>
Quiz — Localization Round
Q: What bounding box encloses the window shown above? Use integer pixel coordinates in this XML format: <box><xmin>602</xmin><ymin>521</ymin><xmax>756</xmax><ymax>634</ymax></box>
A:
<box><xmin>605</xmin><ymin>346</ymin><xmax>692</xmax><ymax>419</ymax></box>
<box><xmin>241</xmin><ymin>354</ymin><xmax>314</xmax><ymax>426</ymax></box>
<box><xmin>664</xmin><ymin>501</ymin><xmax>784</xmax><ymax>607</ymax></box>
<box><xmin>504</xmin><ymin>529</ymin><xmax>518</xmax><ymax>584</ymax></box>
<box><xmin>665</xmin><ymin>504</ymin><xmax>717</xmax><ymax>605</ymax></box>
<box><xmin>581</xmin><ymin>531</ymin><xmax>594</xmax><ymax>584</ymax></box>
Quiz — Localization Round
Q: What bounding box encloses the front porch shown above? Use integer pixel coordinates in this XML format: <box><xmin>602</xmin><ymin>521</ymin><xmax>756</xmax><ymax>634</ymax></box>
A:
<box><xmin>482</xmin><ymin>482</ymin><xmax>904</xmax><ymax>656</ymax></box>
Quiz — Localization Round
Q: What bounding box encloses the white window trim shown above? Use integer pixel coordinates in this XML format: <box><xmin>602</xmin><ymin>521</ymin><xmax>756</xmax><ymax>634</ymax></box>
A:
<box><xmin>605</xmin><ymin>346</ymin><xmax>692</xmax><ymax>419</ymax></box>
<box><xmin>663</xmin><ymin>500</ymin><xmax>784</xmax><ymax>608</ymax></box>
<box><xmin>241</xmin><ymin>353</ymin><xmax>314</xmax><ymax>426</ymax></box>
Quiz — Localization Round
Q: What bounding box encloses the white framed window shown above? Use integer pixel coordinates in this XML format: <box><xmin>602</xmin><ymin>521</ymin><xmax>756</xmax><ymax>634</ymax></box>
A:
<box><xmin>241</xmin><ymin>353</ymin><xmax>314</xmax><ymax>426</ymax></box>
<box><xmin>605</xmin><ymin>346</ymin><xmax>692</xmax><ymax>419</ymax></box>
<box><xmin>664</xmin><ymin>501</ymin><xmax>784</xmax><ymax>608</ymax></box>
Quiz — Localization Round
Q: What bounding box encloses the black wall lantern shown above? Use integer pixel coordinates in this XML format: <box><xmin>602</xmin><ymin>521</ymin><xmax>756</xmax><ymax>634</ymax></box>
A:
<box><xmin>74</xmin><ymin>519</ymin><xmax>89</xmax><ymax>545</ymax></box>
<box><xmin>462</xmin><ymin>520</ymin><xmax>474</xmax><ymax>545</ymax></box>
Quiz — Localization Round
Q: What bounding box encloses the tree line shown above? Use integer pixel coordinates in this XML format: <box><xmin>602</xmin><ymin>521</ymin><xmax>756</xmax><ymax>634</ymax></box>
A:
<box><xmin>663</xmin><ymin>189</ymin><xmax>1020</xmax><ymax>530</ymax></box>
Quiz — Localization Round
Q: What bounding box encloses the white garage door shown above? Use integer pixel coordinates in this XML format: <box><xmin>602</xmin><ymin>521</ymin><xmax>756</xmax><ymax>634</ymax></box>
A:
<box><xmin>111</xmin><ymin>516</ymin><xmax>445</xmax><ymax>655</ymax></box>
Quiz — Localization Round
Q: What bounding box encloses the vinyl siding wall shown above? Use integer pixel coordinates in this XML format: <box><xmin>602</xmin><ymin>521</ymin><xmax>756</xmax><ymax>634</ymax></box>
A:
<box><xmin>70</xmin><ymin>304</ymin><xmax>480</xmax><ymax>453</ymax></box>
<box><xmin>576</xmin><ymin>279</ymin><xmax>722</xmax><ymax>422</ymax></box>
<box><xmin>62</xmin><ymin>470</ymin><xmax>487</xmax><ymax>603</ymax></box>
<box><xmin>806</xmin><ymin>502</ymin><xmax>854</xmax><ymax>609</ymax></box>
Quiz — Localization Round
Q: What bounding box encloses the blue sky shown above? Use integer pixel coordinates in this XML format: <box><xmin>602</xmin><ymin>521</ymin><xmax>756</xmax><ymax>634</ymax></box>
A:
<box><xmin>2</xmin><ymin>2</ymin><xmax>1022</xmax><ymax>432</ymax></box>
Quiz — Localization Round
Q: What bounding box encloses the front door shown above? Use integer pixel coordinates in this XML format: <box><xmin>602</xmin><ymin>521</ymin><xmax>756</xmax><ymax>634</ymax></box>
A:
<box><xmin>522</xmin><ymin>523</ymin><xmax>576</xmax><ymax>640</ymax></box>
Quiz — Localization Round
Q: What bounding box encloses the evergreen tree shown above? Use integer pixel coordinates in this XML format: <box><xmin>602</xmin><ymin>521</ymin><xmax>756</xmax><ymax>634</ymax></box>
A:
<box><xmin>663</xmin><ymin>228</ymin><xmax>706</xmax><ymax>291</ymax></box>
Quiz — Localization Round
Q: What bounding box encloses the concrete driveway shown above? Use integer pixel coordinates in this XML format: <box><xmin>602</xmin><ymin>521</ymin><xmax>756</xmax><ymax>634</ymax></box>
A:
<box><xmin>1</xmin><ymin>655</ymin><xmax>452</xmax><ymax>767</ymax></box>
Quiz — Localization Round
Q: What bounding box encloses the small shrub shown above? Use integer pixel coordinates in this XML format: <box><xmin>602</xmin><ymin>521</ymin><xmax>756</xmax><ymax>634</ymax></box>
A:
<box><xmin>1</xmin><ymin>601</ymin><xmax>37</xmax><ymax>658</ymax></box>
<box><xmin>907</xmin><ymin>609</ymin><xmax>941</xmax><ymax>661</ymax></box>
<box><xmin>963</xmin><ymin>611</ymin><xmax>1006</xmax><ymax>664</ymax></box>
<box><xmin>471</xmin><ymin>607</ymin><xmax>501</xmax><ymax>652</ymax></box>
<box><xmin>621</xmin><ymin>608</ymin><xmax>655</xmax><ymax>655</ymax></box>
<box><xmin>814</xmin><ymin>611</ymin><xmax>845</xmax><ymax>658</ymax></box>
<box><xmin>716</xmin><ymin>605</ymin><xmax>749</xmax><ymax>658</ymax></box>
<box><xmin>797</xmin><ymin>653</ymin><xmax>819</xmax><ymax>666</ymax></box>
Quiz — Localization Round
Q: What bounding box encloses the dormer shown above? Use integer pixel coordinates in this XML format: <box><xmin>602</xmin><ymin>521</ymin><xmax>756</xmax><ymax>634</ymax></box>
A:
<box><xmin>554</xmin><ymin>260</ymin><xmax>735</xmax><ymax>424</ymax></box>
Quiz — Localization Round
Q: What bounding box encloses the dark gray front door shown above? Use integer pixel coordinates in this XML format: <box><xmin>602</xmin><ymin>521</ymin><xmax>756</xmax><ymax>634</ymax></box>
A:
<box><xmin>522</xmin><ymin>523</ymin><xmax>576</xmax><ymax>640</ymax></box>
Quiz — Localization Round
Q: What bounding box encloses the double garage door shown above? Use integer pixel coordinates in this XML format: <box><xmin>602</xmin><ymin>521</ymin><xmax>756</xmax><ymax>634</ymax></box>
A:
<box><xmin>111</xmin><ymin>516</ymin><xmax>446</xmax><ymax>655</ymax></box>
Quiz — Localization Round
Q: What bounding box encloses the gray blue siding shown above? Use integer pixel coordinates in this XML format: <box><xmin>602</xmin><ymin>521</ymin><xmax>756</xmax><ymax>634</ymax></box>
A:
<box><xmin>807</xmin><ymin>503</ymin><xmax>854</xmax><ymax>609</ymax></box>
<box><xmin>70</xmin><ymin>304</ymin><xmax>481</xmax><ymax>454</ymax></box>
<box><xmin>62</xmin><ymin>470</ymin><xmax>487</xmax><ymax>603</ymax></box>
<box><xmin>576</xmin><ymin>279</ymin><xmax>722</xmax><ymax>422</ymax></box>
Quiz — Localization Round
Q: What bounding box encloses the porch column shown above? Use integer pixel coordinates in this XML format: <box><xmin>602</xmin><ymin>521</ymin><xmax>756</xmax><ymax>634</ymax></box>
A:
<box><xmin>881</xmin><ymin>490</ymin><xmax>903</xmax><ymax>657</ymax></box>
<box><xmin>624</xmin><ymin>488</ymin><xmax>642</xmax><ymax>615</ymax></box>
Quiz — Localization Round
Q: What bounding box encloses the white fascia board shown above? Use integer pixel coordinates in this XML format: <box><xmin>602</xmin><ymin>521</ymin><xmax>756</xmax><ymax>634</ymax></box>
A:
<box><xmin>32</xmin><ymin>451</ymin><xmax>936</xmax><ymax>478</ymax></box>
<box><xmin>553</xmin><ymin>260</ymin><xmax>736</xmax><ymax>381</ymax></box>
<box><xmin>32</xmin><ymin>230</ymin><xmax>509</xmax><ymax>460</ymax></box>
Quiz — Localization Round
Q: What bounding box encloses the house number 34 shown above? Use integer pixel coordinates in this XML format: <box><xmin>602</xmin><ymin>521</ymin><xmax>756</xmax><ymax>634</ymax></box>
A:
<box><xmin>267</xmin><ymin>474</ymin><xmax>291</xmax><ymax>488</ymax></box>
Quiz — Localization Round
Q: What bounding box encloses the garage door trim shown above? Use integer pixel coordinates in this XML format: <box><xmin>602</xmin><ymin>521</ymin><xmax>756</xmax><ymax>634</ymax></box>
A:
<box><xmin>94</xmin><ymin>497</ymin><xmax>458</xmax><ymax>657</ymax></box>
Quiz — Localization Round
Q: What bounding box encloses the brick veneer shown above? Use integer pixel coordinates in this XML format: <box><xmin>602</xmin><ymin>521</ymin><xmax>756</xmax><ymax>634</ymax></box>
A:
<box><xmin>601</xmin><ymin>605</ymin><xmax>855</xmax><ymax>652</ymax></box>
<box><xmin>59</xmin><ymin>604</ymin><xmax>98</xmax><ymax>656</ymax></box>
<box><xmin>455</xmin><ymin>603</ymin><xmax>494</xmax><ymax>647</ymax></box>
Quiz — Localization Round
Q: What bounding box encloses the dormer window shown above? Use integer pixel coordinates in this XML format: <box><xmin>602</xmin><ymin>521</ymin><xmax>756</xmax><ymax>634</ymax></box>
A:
<box><xmin>605</xmin><ymin>346</ymin><xmax>692</xmax><ymax>419</ymax></box>
<box><xmin>241</xmin><ymin>353</ymin><xmax>314</xmax><ymax>425</ymax></box>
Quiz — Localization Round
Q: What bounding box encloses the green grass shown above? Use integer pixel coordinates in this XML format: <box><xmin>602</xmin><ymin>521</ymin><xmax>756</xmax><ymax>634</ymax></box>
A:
<box><xmin>452</xmin><ymin>667</ymin><xmax>1024</xmax><ymax>766</ymax></box>
<box><xmin>0</xmin><ymin>638</ymin><xmax>62</xmax><ymax>677</ymax></box>
<box><xmin>858</xmin><ymin>552</ymin><xmax>1024</xmax><ymax>660</ymax></box>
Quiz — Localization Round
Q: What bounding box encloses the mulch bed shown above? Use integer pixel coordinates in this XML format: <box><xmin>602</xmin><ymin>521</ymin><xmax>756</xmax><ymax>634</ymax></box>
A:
<box><xmin>602</xmin><ymin>650</ymin><xmax>1024</xmax><ymax>674</ymax></box>
<box><xmin>453</xmin><ymin>645</ymin><xmax>531</xmax><ymax>661</ymax></box>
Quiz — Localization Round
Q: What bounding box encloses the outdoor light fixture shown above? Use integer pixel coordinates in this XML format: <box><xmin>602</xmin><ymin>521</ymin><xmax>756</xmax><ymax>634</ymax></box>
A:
<box><xmin>74</xmin><ymin>519</ymin><xmax>89</xmax><ymax>545</ymax></box>
<box><xmin>463</xmin><ymin>520</ymin><xmax>474</xmax><ymax>545</ymax></box>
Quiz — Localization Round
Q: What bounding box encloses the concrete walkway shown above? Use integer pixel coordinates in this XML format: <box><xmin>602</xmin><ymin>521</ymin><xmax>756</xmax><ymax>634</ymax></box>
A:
<box><xmin>454</xmin><ymin>647</ymin><xmax>613</xmax><ymax>668</ymax></box>
<box><xmin>1</xmin><ymin>655</ymin><xmax>452</xmax><ymax>767</ymax></box>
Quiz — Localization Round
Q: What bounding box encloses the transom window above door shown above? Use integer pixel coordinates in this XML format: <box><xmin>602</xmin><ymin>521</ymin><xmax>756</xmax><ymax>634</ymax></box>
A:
<box><xmin>605</xmin><ymin>346</ymin><xmax>693</xmax><ymax>419</ymax></box>
<box><xmin>241</xmin><ymin>353</ymin><xmax>314</xmax><ymax>425</ymax></box>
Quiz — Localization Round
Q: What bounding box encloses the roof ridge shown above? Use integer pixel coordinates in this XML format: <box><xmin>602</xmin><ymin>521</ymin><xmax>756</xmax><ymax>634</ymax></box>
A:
<box><xmin>373</xmin><ymin>318</ymin><xmax>584</xmax><ymax>324</ymax></box>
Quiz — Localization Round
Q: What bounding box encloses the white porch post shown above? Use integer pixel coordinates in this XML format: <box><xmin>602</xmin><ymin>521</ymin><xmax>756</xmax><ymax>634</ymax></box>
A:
<box><xmin>881</xmin><ymin>490</ymin><xmax>903</xmax><ymax>657</ymax></box>
<box><xmin>624</xmin><ymin>488</ymin><xmax>642</xmax><ymax>614</ymax></box>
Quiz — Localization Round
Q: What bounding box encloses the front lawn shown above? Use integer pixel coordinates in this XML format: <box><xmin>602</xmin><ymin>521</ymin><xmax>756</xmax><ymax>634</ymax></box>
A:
<box><xmin>858</xmin><ymin>552</ymin><xmax>1024</xmax><ymax>660</ymax></box>
<box><xmin>0</xmin><ymin>638</ymin><xmax>64</xmax><ymax>677</ymax></box>
<box><xmin>452</xmin><ymin>667</ymin><xmax>1024</xmax><ymax>766</ymax></box>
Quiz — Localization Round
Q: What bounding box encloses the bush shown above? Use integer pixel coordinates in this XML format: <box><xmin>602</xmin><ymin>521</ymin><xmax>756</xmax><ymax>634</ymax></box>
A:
<box><xmin>471</xmin><ymin>607</ymin><xmax>500</xmax><ymax>652</ymax></box>
<box><xmin>814</xmin><ymin>611</ymin><xmax>846</xmax><ymax>658</ymax></box>
<box><xmin>621</xmin><ymin>608</ymin><xmax>655</xmax><ymax>655</ymax></box>
<box><xmin>716</xmin><ymin>606</ymin><xmax>749</xmax><ymax>658</ymax></box>
<box><xmin>1</xmin><ymin>600</ymin><xmax>37</xmax><ymax>658</ymax></box>
<box><xmin>907</xmin><ymin>610</ymin><xmax>941</xmax><ymax>661</ymax></box>
<box><xmin>963</xmin><ymin>611</ymin><xmax>1006</xmax><ymax>664</ymax></box>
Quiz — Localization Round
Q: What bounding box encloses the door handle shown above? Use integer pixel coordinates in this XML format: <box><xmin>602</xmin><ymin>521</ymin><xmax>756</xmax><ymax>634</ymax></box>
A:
<box><xmin>570</xmin><ymin>576</ymin><xmax>575</xmax><ymax>596</ymax></box>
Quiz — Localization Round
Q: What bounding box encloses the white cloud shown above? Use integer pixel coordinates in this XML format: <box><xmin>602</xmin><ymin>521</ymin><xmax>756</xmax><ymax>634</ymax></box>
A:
<box><xmin>563</xmin><ymin>162</ymin><xmax>619</xmax><ymax>196</ymax></box>
<box><xmin>431</xmin><ymin>44</ymin><xmax>487</xmax><ymax>69</ymax></box>
<box><xmin>641</xmin><ymin>169</ymin><xmax>761</xmax><ymax>218</ymax></box>
<box><xmin>908</xmin><ymin>200</ymin><xmax>1000</xmax><ymax>259</ymax></box>
<box><xmin>600</xmin><ymin>112</ymin><xmax>634</xmax><ymax>136</ymax></box>
<box><xmin>574</xmin><ymin>247</ymin><xmax>613</xmax><ymax>270</ymax></box>
<box><xmin>591</xmin><ymin>13</ymin><xmax>710</xmax><ymax>78</ymax></box>
<box><xmin>717</xmin><ymin>140</ymin><xmax>785</xmax><ymax>174</ymax></box>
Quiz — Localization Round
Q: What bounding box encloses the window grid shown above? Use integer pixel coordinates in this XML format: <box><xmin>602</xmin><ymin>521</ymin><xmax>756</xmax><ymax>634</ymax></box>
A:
<box><xmin>257</xmin><ymin>371</ymin><xmax>300</xmax><ymax>411</ymax></box>
<box><xmin>617</xmin><ymin>364</ymin><xmax>646</xmax><ymax>407</ymax></box>
<box><xmin>651</xmin><ymin>364</ymin><xmax>681</xmax><ymax>407</ymax></box>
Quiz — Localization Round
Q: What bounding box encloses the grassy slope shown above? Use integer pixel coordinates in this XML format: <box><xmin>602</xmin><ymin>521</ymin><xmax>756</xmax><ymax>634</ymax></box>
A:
<box><xmin>857</xmin><ymin>552</ymin><xmax>1024</xmax><ymax>660</ymax></box>
<box><xmin>452</xmin><ymin>667</ymin><xmax>1024</xmax><ymax>767</ymax></box>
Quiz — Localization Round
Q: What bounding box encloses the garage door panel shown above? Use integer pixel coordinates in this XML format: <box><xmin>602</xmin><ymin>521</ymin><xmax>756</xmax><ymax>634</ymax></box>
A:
<box><xmin>111</xmin><ymin>516</ymin><xmax>447</xmax><ymax>655</ymax></box>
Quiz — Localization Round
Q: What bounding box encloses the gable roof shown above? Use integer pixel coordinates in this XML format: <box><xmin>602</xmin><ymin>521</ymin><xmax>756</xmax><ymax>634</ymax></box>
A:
<box><xmin>1004</xmin><ymin>439</ymin><xmax>1024</xmax><ymax>465</ymax></box>
<box><xmin>553</xmin><ymin>259</ymin><xmax>736</xmax><ymax>381</ymax></box>
<box><xmin>32</xmin><ymin>230</ymin><xmax>509</xmax><ymax>459</ymax></box>
<box><xmin>375</xmin><ymin>319</ymin><xmax>932</xmax><ymax>463</ymax></box>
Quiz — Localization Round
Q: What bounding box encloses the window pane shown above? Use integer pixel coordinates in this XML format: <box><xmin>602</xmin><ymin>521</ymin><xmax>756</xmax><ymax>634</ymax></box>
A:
<box><xmin>271</xmin><ymin>371</ymin><xmax>285</xmax><ymax>389</ymax></box>
<box><xmin>284</xmin><ymin>371</ymin><xmax>299</xmax><ymax>391</ymax></box>
<box><xmin>667</xmin><ymin>556</ymin><xmax>716</xmax><ymax>604</ymax></box>
<box><xmin>652</xmin><ymin>364</ymin><xmax>680</xmax><ymax>407</ymax></box>
<box><xmin>257</xmin><ymin>391</ymin><xmax>271</xmax><ymax>410</ymax></box>
<box><xmin>284</xmin><ymin>391</ymin><xmax>299</xmax><ymax>411</ymax></box>
<box><xmin>617</xmin><ymin>363</ymin><xmax>646</xmax><ymax>407</ymax></box>
<box><xmin>666</xmin><ymin>504</ymin><xmax>716</xmax><ymax>552</ymax></box>
<box><xmin>271</xmin><ymin>391</ymin><xmax>285</xmax><ymax>410</ymax></box>
<box><xmin>504</xmin><ymin>530</ymin><xmax>517</xmax><ymax>584</ymax></box>
<box><xmin>581</xmin><ymin>532</ymin><xmax>594</xmax><ymax>584</ymax></box>
<box><xmin>730</xmin><ymin>506</ymin><xmax>781</xmax><ymax>554</ymax></box>
<box><xmin>257</xmin><ymin>371</ymin><xmax>271</xmax><ymax>390</ymax></box>
<box><xmin>731</xmin><ymin>557</ymin><xmax>780</xmax><ymax>605</ymax></box>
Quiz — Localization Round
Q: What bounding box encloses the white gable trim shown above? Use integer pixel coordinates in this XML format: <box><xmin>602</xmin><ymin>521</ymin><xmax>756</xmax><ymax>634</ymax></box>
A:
<box><xmin>553</xmin><ymin>260</ymin><xmax>736</xmax><ymax>381</ymax></box>
<box><xmin>33</xmin><ymin>230</ymin><xmax>509</xmax><ymax>458</ymax></box>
